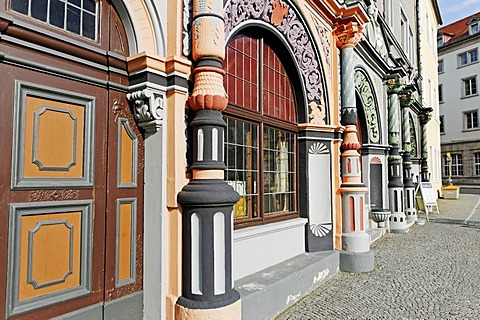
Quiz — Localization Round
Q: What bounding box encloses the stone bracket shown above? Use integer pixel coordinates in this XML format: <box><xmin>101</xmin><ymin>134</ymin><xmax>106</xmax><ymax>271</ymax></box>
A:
<box><xmin>127</xmin><ymin>89</ymin><xmax>165</xmax><ymax>133</ymax></box>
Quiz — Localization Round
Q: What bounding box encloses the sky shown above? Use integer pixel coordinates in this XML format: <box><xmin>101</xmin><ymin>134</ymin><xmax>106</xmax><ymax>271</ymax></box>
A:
<box><xmin>437</xmin><ymin>0</ymin><xmax>480</xmax><ymax>26</ymax></box>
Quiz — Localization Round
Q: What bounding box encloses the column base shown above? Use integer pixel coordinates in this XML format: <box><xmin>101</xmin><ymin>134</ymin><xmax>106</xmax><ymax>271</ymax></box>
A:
<box><xmin>389</xmin><ymin>213</ymin><xmax>409</xmax><ymax>233</ymax></box>
<box><xmin>339</xmin><ymin>250</ymin><xmax>374</xmax><ymax>273</ymax></box>
<box><xmin>176</xmin><ymin>298</ymin><xmax>241</xmax><ymax>320</ymax></box>
<box><xmin>405</xmin><ymin>208</ymin><xmax>417</xmax><ymax>222</ymax></box>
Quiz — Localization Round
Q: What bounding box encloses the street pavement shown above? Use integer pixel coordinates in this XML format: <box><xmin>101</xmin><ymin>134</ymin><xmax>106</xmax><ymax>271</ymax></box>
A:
<box><xmin>276</xmin><ymin>194</ymin><xmax>480</xmax><ymax>320</ymax></box>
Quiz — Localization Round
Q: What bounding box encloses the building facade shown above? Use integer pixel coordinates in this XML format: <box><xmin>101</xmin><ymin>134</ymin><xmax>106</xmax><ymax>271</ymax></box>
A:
<box><xmin>0</xmin><ymin>0</ymin><xmax>441</xmax><ymax>319</ymax></box>
<box><xmin>438</xmin><ymin>12</ymin><xmax>480</xmax><ymax>186</ymax></box>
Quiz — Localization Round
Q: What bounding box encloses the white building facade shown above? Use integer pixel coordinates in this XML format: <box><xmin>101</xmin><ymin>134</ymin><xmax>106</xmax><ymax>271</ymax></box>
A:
<box><xmin>438</xmin><ymin>12</ymin><xmax>480</xmax><ymax>186</ymax></box>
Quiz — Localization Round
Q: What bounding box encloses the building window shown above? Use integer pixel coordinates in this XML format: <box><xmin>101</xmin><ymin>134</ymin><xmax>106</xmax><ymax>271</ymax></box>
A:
<box><xmin>444</xmin><ymin>154</ymin><xmax>463</xmax><ymax>176</ymax></box>
<box><xmin>440</xmin><ymin>115</ymin><xmax>445</xmax><ymax>133</ymax></box>
<box><xmin>470</xmin><ymin>21</ymin><xmax>479</xmax><ymax>35</ymax></box>
<box><xmin>464</xmin><ymin>110</ymin><xmax>479</xmax><ymax>129</ymax></box>
<box><xmin>400</xmin><ymin>9</ymin><xmax>408</xmax><ymax>53</ymax></box>
<box><xmin>463</xmin><ymin>76</ymin><xmax>477</xmax><ymax>97</ymax></box>
<box><xmin>11</xmin><ymin>0</ymin><xmax>97</xmax><ymax>40</ymax></box>
<box><xmin>458</xmin><ymin>49</ymin><xmax>479</xmax><ymax>67</ymax></box>
<box><xmin>438</xmin><ymin>60</ymin><xmax>444</xmax><ymax>73</ymax></box>
<box><xmin>475</xmin><ymin>153</ymin><xmax>480</xmax><ymax>175</ymax></box>
<box><xmin>437</xmin><ymin>36</ymin><xmax>444</xmax><ymax>47</ymax></box>
<box><xmin>224</xmin><ymin>34</ymin><xmax>298</xmax><ymax>227</ymax></box>
<box><xmin>439</xmin><ymin>84</ymin><xmax>443</xmax><ymax>103</ymax></box>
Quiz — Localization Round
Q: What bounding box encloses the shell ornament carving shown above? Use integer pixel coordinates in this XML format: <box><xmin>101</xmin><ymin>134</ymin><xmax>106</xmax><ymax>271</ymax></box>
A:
<box><xmin>310</xmin><ymin>223</ymin><xmax>332</xmax><ymax>237</ymax></box>
<box><xmin>225</xmin><ymin>0</ymin><xmax>326</xmax><ymax>113</ymax></box>
<box><xmin>309</xmin><ymin>142</ymin><xmax>329</xmax><ymax>155</ymax></box>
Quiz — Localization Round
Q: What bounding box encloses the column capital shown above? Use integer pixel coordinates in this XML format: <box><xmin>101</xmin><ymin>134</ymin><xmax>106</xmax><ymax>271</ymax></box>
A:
<box><xmin>334</xmin><ymin>22</ymin><xmax>364</xmax><ymax>49</ymax></box>
<box><xmin>386</xmin><ymin>78</ymin><xmax>405</xmax><ymax>95</ymax></box>
<box><xmin>400</xmin><ymin>92</ymin><xmax>415</xmax><ymax>107</ymax></box>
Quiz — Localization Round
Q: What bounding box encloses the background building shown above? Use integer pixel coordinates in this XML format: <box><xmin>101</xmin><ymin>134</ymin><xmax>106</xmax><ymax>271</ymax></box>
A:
<box><xmin>438</xmin><ymin>11</ymin><xmax>480</xmax><ymax>186</ymax></box>
<box><xmin>0</xmin><ymin>0</ymin><xmax>442</xmax><ymax>319</ymax></box>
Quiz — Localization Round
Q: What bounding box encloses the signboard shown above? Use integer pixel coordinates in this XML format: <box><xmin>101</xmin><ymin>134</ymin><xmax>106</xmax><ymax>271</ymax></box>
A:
<box><xmin>419</xmin><ymin>182</ymin><xmax>437</xmax><ymax>206</ymax></box>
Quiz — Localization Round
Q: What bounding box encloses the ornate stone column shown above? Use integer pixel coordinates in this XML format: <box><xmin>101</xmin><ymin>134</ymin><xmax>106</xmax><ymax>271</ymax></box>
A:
<box><xmin>400</xmin><ymin>90</ymin><xmax>417</xmax><ymax>222</ymax></box>
<box><xmin>335</xmin><ymin>22</ymin><xmax>373</xmax><ymax>273</ymax></box>
<box><xmin>176</xmin><ymin>0</ymin><xmax>241</xmax><ymax>318</ymax></box>
<box><xmin>419</xmin><ymin>111</ymin><xmax>432</xmax><ymax>182</ymax></box>
<box><xmin>387</xmin><ymin>78</ymin><xmax>408</xmax><ymax>233</ymax></box>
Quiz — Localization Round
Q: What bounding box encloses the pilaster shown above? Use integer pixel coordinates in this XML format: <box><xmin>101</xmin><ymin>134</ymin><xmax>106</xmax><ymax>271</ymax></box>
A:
<box><xmin>334</xmin><ymin>22</ymin><xmax>373</xmax><ymax>273</ymax></box>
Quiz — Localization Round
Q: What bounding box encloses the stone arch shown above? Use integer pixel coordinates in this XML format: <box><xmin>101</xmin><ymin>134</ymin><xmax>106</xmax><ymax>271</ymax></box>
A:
<box><xmin>114</xmin><ymin>0</ymin><xmax>167</xmax><ymax>56</ymax></box>
<box><xmin>224</xmin><ymin>0</ymin><xmax>328</xmax><ymax>124</ymax></box>
<box><xmin>354</xmin><ymin>68</ymin><xmax>381</xmax><ymax>144</ymax></box>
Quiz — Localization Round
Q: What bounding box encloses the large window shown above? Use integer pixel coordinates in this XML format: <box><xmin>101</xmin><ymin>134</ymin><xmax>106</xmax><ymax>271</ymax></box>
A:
<box><xmin>224</xmin><ymin>34</ymin><xmax>297</xmax><ymax>227</ymax></box>
<box><xmin>11</xmin><ymin>0</ymin><xmax>97</xmax><ymax>40</ymax></box>
<box><xmin>463</xmin><ymin>76</ymin><xmax>477</xmax><ymax>97</ymax></box>
<box><xmin>444</xmin><ymin>154</ymin><xmax>463</xmax><ymax>176</ymax></box>
<box><xmin>475</xmin><ymin>153</ymin><xmax>480</xmax><ymax>175</ymax></box>
<box><xmin>464</xmin><ymin>110</ymin><xmax>479</xmax><ymax>129</ymax></box>
<box><xmin>458</xmin><ymin>49</ymin><xmax>478</xmax><ymax>67</ymax></box>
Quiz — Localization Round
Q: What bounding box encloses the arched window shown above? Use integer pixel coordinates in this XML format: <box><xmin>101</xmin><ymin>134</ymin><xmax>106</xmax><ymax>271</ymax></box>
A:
<box><xmin>11</xmin><ymin>0</ymin><xmax>98</xmax><ymax>40</ymax></box>
<box><xmin>224</xmin><ymin>33</ymin><xmax>298</xmax><ymax>228</ymax></box>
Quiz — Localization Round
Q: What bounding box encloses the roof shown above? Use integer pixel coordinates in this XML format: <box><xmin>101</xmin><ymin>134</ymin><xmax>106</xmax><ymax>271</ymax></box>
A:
<box><xmin>438</xmin><ymin>11</ymin><xmax>480</xmax><ymax>45</ymax></box>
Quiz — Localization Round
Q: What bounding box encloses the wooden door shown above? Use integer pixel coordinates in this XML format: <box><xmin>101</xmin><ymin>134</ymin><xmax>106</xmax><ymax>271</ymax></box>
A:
<box><xmin>0</xmin><ymin>3</ymin><xmax>144</xmax><ymax>319</ymax></box>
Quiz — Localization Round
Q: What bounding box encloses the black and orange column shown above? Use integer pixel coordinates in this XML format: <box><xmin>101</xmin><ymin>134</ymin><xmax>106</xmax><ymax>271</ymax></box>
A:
<box><xmin>176</xmin><ymin>0</ymin><xmax>241</xmax><ymax>318</ymax></box>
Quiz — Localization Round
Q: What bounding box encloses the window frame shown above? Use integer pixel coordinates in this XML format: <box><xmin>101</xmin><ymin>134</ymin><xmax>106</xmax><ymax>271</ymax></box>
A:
<box><xmin>438</xmin><ymin>84</ymin><xmax>443</xmax><ymax>103</ymax></box>
<box><xmin>458</xmin><ymin>49</ymin><xmax>479</xmax><ymax>67</ymax></box>
<box><xmin>10</xmin><ymin>0</ymin><xmax>99</xmax><ymax>41</ymax></box>
<box><xmin>474</xmin><ymin>152</ymin><xmax>480</xmax><ymax>175</ymax></box>
<box><xmin>464</xmin><ymin>109</ymin><xmax>479</xmax><ymax>130</ymax></box>
<box><xmin>462</xmin><ymin>76</ymin><xmax>478</xmax><ymax>98</ymax></box>
<box><xmin>438</xmin><ymin>59</ymin><xmax>444</xmax><ymax>73</ymax></box>
<box><xmin>440</xmin><ymin>115</ymin><xmax>445</xmax><ymax>134</ymax></box>
<box><xmin>224</xmin><ymin>34</ymin><xmax>300</xmax><ymax>229</ymax></box>
<box><xmin>444</xmin><ymin>154</ymin><xmax>463</xmax><ymax>176</ymax></box>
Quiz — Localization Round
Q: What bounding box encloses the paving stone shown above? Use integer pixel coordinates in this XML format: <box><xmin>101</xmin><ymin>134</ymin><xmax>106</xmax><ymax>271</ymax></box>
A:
<box><xmin>277</xmin><ymin>195</ymin><xmax>480</xmax><ymax>320</ymax></box>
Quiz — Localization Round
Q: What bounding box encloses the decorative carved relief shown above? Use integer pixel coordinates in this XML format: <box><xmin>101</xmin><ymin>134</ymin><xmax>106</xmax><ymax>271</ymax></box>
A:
<box><xmin>316</xmin><ymin>24</ymin><xmax>331</xmax><ymax>69</ymax></box>
<box><xmin>409</xmin><ymin>117</ymin><xmax>417</xmax><ymax>157</ymax></box>
<box><xmin>334</xmin><ymin>22</ymin><xmax>363</xmax><ymax>48</ymax></box>
<box><xmin>188</xmin><ymin>68</ymin><xmax>228</xmax><ymax>111</ymax></box>
<box><xmin>182</xmin><ymin>0</ymin><xmax>192</xmax><ymax>57</ymax></box>
<box><xmin>370</xmin><ymin>156</ymin><xmax>382</xmax><ymax>164</ymax></box>
<box><xmin>225</xmin><ymin>0</ymin><xmax>326</xmax><ymax>109</ymax></box>
<box><xmin>308</xmin><ymin>101</ymin><xmax>326</xmax><ymax>125</ymax></box>
<box><xmin>271</xmin><ymin>0</ymin><xmax>289</xmax><ymax>26</ymax></box>
<box><xmin>28</xmin><ymin>190</ymin><xmax>80</xmax><ymax>202</ymax></box>
<box><xmin>126</xmin><ymin>89</ymin><xmax>164</xmax><ymax>133</ymax></box>
<box><xmin>354</xmin><ymin>70</ymin><xmax>380</xmax><ymax>143</ymax></box>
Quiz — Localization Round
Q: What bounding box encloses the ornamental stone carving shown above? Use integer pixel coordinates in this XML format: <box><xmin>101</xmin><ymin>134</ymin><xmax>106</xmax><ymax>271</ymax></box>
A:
<box><xmin>308</xmin><ymin>101</ymin><xmax>326</xmax><ymax>125</ymax></box>
<box><xmin>354</xmin><ymin>70</ymin><xmax>380</xmax><ymax>143</ymax></box>
<box><xmin>334</xmin><ymin>22</ymin><xmax>363</xmax><ymax>49</ymax></box>
<box><xmin>126</xmin><ymin>89</ymin><xmax>164</xmax><ymax>133</ymax></box>
<box><xmin>225</xmin><ymin>0</ymin><xmax>326</xmax><ymax>112</ymax></box>
<box><xmin>188</xmin><ymin>67</ymin><xmax>228</xmax><ymax>111</ymax></box>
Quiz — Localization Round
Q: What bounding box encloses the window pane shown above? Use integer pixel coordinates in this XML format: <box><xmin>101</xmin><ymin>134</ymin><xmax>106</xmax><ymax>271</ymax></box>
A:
<box><xmin>470</xmin><ymin>50</ymin><xmax>478</xmax><ymax>62</ymax></box>
<box><xmin>82</xmin><ymin>12</ymin><xmax>96</xmax><ymax>39</ymax></box>
<box><xmin>66</xmin><ymin>4</ymin><xmax>81</xmax><ymax>34</ymax></box>
<box><xmin>31</xmin><ymin>0</ymin><xmax>48</xmax><ymax>21</ymax></box>
<box><xmin>68</xmin><ymin>0</ymin><xmax>81</xmax><ymax>7</ymax></box>
<box><xmin>50</xmin><ymin>0</ymin><xmax>65</xmax><ymax>28</ymax></box>
<box><xmin>84</xmin><ymin>0</ymin><xmax>96</xmax><ymax>13</ymax></box>
<box><xmin>460</xmin><ymin>53</ymin><xmax>468</xmax><ymax>65</ymax></box>
<box><xmin>472</xmin><ymin>78</ymin><xmax>477</xmax><ymax>95</ymax></box>
<box><xmin>11</xmin><ymin>0</ymin><xmax>28</xmax><ymax>14</ymax></box>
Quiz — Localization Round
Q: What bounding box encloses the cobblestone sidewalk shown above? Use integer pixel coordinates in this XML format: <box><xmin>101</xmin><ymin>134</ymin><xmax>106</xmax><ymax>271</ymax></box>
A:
<box><xmin>277</xmin><ymin>195</ymin><xmax>480</xmax><ymax>320</ymax></box>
